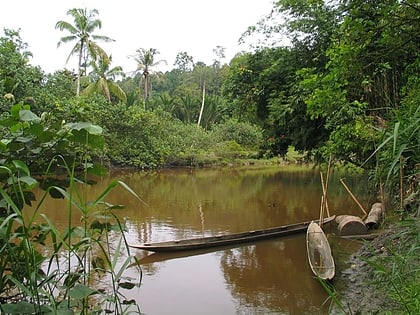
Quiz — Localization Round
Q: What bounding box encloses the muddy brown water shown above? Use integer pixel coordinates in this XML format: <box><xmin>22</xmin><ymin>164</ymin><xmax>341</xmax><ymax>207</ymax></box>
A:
<box><xmin>30</xmin><ymin>165</ymin><xmax>374</xmax><ymax>314</ymax></box>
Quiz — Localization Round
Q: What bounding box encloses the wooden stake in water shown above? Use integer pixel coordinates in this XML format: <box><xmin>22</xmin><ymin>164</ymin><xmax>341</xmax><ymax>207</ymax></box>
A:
<box><xmin>320</xmin><ymin>172</ymin><xmax>331</xmax><ymax>218</ymax></box>
<box><xmin>340</xmin><ymin>178</ymin><xmax>367</xmax><ymax>216</ymax></box>
<box><xmin>319</xmin><ymin>195</ymin><xmax>325</xmax><ymax>227</ymax></box>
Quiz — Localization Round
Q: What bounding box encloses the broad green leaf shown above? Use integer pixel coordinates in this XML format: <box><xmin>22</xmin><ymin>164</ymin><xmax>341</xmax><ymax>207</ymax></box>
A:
<box><xmin>19</xmin><ymin>109</ymin><xmax>41</xmax><ymax>122</ymax></box>
<box><xmin>68</xmin><ymin>284</ymin><xmax>98</xmax><ymax>299</ymax></box>
<box><xmin>0</xmin><ymin>166</ymin><xmax>12</xmax><ymax>175</ymax></box>
<box><xmin>12</xmin><ymin>160</ymin><xmax>30</xmax><ymax>175</ymax></box>
<box><xmin>68</xmin><ymin>129</ymin><xmax>89</xmax><ymax>144</ymax></box>
<box><xmin>37</xmin><ymin>129</ymin><xmax>56</xmax><ymax>142</ymax></box>
<box><xmin>68</xmin><ymin>130</ymin><xmax>104</xmax><ymax>149</ymax></box>
<box><xmin>9</xmin><ymin>122</ymin><xmax>23</xmax><ymax>133</ymax></box>
<box><xmin>65</xmin><ymin>122</ymin><xmax>103</xmax><ymax>135</ymax></box>
<box><xmin>1</xmin><ymin>301</ymin><xmax>36</xmax><ymax>314</ymax></box>
<box><xmin>15</xmin><ymin>175</ymin><xmax>38</xmax><ymax>187</ymax></box>
<box><xmin>10</xmin><ymin>104</ymin><xmax>22</xmax><ymax>118</ymax></box>
<box><xmin>86</xmin><ymin>133</ymin><xmax>105</xmax><ymax>149</ymax></box>
<box><xmin>29</xmin><ymin>122</ymin><xmax>44</xmax><ymax>136</ymax></box>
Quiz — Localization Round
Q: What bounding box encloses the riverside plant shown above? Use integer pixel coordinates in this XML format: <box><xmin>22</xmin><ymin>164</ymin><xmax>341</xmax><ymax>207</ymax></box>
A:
<box><xmin>0</xmin><ymin>105</ymin><xmax>143</xmax><ymax>314</ymax></box>
<box><xmin>317</xmin><ymin>99</ymin><xmax>419</xmax><ymax>314</ymax></box>
<box><xmin>362</xmin><ymin>219</ymin><xmax>420</xmax><ymax>314</ymax></box>
<box><xmin>318</xmin><ymin>218</ymin><xmax>419</xmax><ymax>315</ymax></box>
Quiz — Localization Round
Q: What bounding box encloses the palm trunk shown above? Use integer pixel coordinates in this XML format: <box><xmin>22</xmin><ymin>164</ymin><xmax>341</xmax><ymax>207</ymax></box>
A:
<box><xmin>144</xmin><ymin>75</ymin><xmax>148</xmax><ymax>101</ymax></box>
<box><xmin>76</xmin><ymin>43</ymin><xmax>84</xmax><ymax>96</ymax></box>
<box><xmin>143</xmin><ymin>75</ymin><xmax>149</xmax><ymax>110</ymax></box>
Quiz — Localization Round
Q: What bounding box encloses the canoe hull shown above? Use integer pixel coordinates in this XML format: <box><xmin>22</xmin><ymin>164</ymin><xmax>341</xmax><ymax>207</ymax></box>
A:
<box><xmin>306</xmin><ymin>222</ymin><xmax>335</xmax><ymax>280</ymax></box>
<box><xmin>130</xmin><ymin>216</ymin><xmax>335</xmax><ymax>252</ymax></box>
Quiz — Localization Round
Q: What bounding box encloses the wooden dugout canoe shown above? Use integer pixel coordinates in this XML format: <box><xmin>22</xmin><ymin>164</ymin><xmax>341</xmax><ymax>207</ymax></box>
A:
<box><xmin>306</xmin><ymin>221</ymin><xmax>335</xmax><ymax>280</ymax></box>
<box><xmin>130</xmin><ymin>216</ymin><xmax>336</xmax><ymax>253</ymax></box>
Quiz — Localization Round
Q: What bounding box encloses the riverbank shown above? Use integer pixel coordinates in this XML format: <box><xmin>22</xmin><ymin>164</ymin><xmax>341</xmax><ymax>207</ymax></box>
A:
<box><xmin>332</xmin><ymin>215</ymin><xmax>420</xmax><ymax>314</ymax></box>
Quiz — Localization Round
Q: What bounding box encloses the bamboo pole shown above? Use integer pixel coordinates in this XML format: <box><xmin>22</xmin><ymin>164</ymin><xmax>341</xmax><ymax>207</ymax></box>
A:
<box><xmin>319</xmin><ymin>195</ymin><xmax>325</xmax><ymax>227</ymax></box>
<box><xmin>340</xmin><ymin>178</ymin><xmax>368</xmax><ymax>216</ymax></box>
<box><xmin>320</xmin><ymin>172</ymin><xmax>331</xmax><ymax>217</ymax></box>
<box><xmin>325</xmin><ymin>155</ymin><xmax>332</xmax><ymax>216</ymax></box>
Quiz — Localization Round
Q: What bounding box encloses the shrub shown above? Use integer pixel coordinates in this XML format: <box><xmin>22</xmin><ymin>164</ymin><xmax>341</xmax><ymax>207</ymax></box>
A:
<box><xmin>211</xmin><ymin>119</ymin><xmax>263</xmax><ymax>149</ymax></box>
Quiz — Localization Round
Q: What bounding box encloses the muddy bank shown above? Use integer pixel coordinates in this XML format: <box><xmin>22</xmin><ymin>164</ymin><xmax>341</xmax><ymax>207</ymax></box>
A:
<box><xmin>331</xmin><ymin>218</ymin><xmax>419</xmax><ymax>314</ymax></box>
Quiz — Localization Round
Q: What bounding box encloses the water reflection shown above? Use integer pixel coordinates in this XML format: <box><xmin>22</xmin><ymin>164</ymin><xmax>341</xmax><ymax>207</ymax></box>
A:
<box><xmin>133</xmin><ymin>235</ymin><xmax>332</xmax><ymax>315</ymax></box>
<box><xmin>221</xmin><ymin>238</ymin><xmax>327</xmax><ymax>314</ymax></box>
<box><xmin>29</xmin><ymin>166</ymin><xmax>373</xmax><ymax>314</ymax></box>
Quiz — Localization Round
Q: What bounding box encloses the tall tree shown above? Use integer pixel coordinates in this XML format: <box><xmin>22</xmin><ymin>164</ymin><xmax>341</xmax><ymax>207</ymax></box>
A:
<box><xmin>0</xmin><ymin>29</ymin><xmax>45</xmax><ymax>111</ymax></box>
<box><xmin>222</xmin><ymin>52</ymin><xmax>262</xmax><ymax>123</ymax></box>
<box><xmin>82</xmin><ymin>55</ymin><xmax>126</xmax><ymax>103</ymax></box>
<box><xmin>130</xmin><ymin>48</ymin><xmax>167</xmax><ymax>106</ymax></box>
<box><xmin>56</xmin><ymin>8</ymin><xmax>114</xmax><ymax>96</ymax></box>
<box><xmin>0</xmin><ymin>29</ymin><xmax>31</xmax><ymax>104</ymax></box>
<box><xmin>174</xmin><ymin>51</ymin><xmax>194</xmax><ymax>72</ymax></box>
<box><xmin>291</xmin><ymin>0</ymin><xmax>420</xmax><ymax>165</ymax></box>
<box><xmin>212</xmin><ymin>46</ymin><xmax>226</xmax><ymax>68</ymax></box>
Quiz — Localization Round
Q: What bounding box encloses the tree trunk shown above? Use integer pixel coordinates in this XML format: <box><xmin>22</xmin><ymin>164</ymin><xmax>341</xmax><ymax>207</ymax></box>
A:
<box><xmin>197</xmin><ymin>81</ymin><xmax>206</xmax><ymax>127</ymax></box>
<box><xmin>76</xmin><ymin>43</ymin><xmax>84</xmax><ymax>96</ymax></box>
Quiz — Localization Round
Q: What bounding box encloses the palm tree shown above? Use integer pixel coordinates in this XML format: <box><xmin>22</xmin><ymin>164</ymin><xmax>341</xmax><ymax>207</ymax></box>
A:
<box><xmin>178</xmin><ymin>95</ymin><xmax>199</xmax><ymax>123</ymax></box>
<box><xmin>130</xmin><ymin>48</ymin><xmax>167</xmax><ymax>105</ymax></box>
<box><xmin>82</xmin><ymin>55</ymin><xmax>126</xmax><ymax>103</ymax></box>
<box><xmin>56</xmin><ymin>8</ymin><xmax>114</xmax><ymax>96</ymax></box>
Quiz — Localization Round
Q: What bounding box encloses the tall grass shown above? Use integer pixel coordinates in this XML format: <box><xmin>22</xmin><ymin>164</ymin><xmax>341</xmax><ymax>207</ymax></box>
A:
<box><xmin>362</xmin><ymin>219</ymin><xmax>420</xmax><ymax>314</ymax></box>
<box><xmin>324</xmin><ymin>218</ymin><xmax>419</xmax><ymax>314</ymax></box>
<box><xmin>363</xmin><ymin>103</ymin><xmax>419</xmax><ymax>205</ymax></box>
<box><xmin>322</xmin><ymin>72</ymin><xmax>419</xmax><ymax>313</ymax></box>
<box><xmin>0</xmin><ymin>160</ymin><xmax>143</xmax><ymax>314</ymax></box>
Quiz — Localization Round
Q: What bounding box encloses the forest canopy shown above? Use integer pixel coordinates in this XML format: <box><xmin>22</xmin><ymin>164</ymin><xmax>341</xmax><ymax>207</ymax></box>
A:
<box><xmin>0</xmin><ymin>0</ymin><xmax>419</xmax><ymax>194</ymax></box>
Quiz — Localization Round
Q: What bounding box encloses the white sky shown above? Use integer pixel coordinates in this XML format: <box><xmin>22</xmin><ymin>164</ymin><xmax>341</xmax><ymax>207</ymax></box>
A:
<box><xmin>1</xmin><ymin>0</ymin><xmax>276</xmax><ymax>74</ymax></box>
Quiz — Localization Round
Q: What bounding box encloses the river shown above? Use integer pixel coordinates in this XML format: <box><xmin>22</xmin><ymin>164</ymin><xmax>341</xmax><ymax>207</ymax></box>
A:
<box><xmin>30</xmin><ymin>165</ymin><xmax>374</xmax><ymax>314</ymax></box>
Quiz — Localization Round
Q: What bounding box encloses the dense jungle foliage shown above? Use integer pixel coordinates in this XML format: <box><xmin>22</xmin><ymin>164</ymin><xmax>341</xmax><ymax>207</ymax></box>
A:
<box><xmin>0</xmin><ymin>1</ymin><xmax>418</xmax><ymax>313</ymax></box>
<box><xmin>1</xmin><ymin>2</ymin><xmax>418</xmax><ymax>192</ymax></box>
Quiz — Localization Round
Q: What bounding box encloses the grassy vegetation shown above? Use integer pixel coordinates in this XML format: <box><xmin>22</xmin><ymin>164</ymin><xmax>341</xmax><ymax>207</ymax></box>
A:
<box><xmin>0</xmin><ymin>164</ymin><xmax>143</xmax><ymax>314</ymax></box>
<box><xmin>363</xmin><ymin>218</ymin><xmax>420</xmax><ymax>314</ymax></box>
<box><xmin>324</xmin><ymin>214</ymin><xmax>420</xmax><ymax>314</ymax></box>
<box><xmin>0</xmin><ymin>107</ymin><xmax>143</xmax><ymax>314</ymax></box>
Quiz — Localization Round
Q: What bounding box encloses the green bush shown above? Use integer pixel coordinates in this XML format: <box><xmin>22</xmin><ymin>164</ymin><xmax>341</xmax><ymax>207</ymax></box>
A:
<box><xmin>211</xmin><ymin>119</ymin><xmax>263</xmax><ymax>149</ymax></box>
<box><xmin>213</xmin><ymin>140</ymin><xmax>249</xmax><ymax>159</ymax></box>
